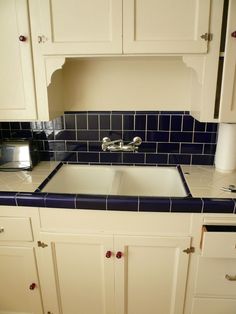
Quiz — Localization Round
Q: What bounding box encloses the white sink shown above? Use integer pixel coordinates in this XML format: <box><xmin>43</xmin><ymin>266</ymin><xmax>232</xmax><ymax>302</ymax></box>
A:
<box><xmin>42</xmin><ymin>164</ymin><xmax>188</xmax><ymax>197</ymax></box>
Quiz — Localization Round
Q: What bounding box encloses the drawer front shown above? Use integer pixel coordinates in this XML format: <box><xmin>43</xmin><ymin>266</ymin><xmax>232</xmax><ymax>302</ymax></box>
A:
<box><xmin>0</xmin><ymin>217</ymin><xmax>33</xmax><ymax>242</ymax></box>
<box><xmin>192</xmin><ymin>298</ymin><xmax>236</xmax><ymax>314</ymax></box>
<box><xmin>202</xmin><ymin>232</ymin><xmax>236</xmax><ymax>258</ymax></box>
<box><xmin>195</xmin><ymin>257</ymin><xmax>236</xmax><ymax>297</ymax></box>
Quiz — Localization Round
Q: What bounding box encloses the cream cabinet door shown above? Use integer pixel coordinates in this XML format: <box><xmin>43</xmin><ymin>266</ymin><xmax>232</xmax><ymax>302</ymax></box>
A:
<box><xmin>0</xmin><ymin>246</ymin><xmax>43</xmax><ymax>314</ymax></box>
<box><xmin>218</xmin><ymin>0</ymin><xmax>236</xmax><ymax>122</ymax></box>
<box><xmin>0</xmin><ymin>0</ymin><xmax>37</xmax><ymax>120</ymax></box>
<box><xmin>30</xmin><ymin>0</ymin><xmax>122</xmax><ymax>55</ymax></box>
<box><xmin>114</xmin><ymin>235</ymin><xmax>191</xmax><ymax>314</ymax></box>
<box><xmin>123</xmin><ymin>0</ymin><xmax>211</xmax><ymax>54</ymax></box>
<box><xmin>38</xmin><ymin>233</ymin><xmax>115</xmax><ymax>314</ymax></box>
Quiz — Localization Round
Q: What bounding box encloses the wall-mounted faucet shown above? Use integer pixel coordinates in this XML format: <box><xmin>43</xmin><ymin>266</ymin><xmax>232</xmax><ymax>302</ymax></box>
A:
<box><xmin>102</xmin><ymin>137</ymin><xmax>142</xmax><ymax>152</ymax></box>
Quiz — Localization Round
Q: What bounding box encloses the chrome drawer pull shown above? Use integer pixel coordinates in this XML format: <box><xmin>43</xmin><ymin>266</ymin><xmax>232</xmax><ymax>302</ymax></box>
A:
<box><xmin>225</xmin><ymin>274</ymin><xmax>236</xmax><ymax>281</ymax></box>
<box><xmin>0</xmin><ymin>227</ymin><xmax>4</xmax><ymax>233</ymax></box>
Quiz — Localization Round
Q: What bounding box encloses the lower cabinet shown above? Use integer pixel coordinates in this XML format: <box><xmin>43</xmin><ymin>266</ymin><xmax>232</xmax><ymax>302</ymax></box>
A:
<box><xmin>0</xmin><ymin>246</ymin><xmax>43</xmax><ymax>314</ymax></box>
<box><xmin>37</xmin><ymin>232</ymin><xmax>191</xmax><ymax>314</ymax></box>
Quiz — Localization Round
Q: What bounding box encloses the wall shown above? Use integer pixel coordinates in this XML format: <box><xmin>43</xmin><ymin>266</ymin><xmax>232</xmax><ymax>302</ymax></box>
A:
<box><xmin>0</xmin><ymin>111</ymin><xmax>218</xmax><ymax>166</ymax></box>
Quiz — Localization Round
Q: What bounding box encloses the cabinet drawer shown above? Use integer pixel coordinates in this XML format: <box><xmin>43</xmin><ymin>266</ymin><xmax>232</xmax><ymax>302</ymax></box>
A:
<box><xmin>192</xmin><ymin>298</ymin><xmax>236</xmax><ymax>314</ymax></box>
<box><xmin>201</xmin><ymin>225</ymin><xmax>236</xmax><ymax>258</ymax></box>
<box><xmin>195</xmin><ymin>257</ymin><xmax>236</xmax><ymax>298</ymax></box>
<box><xmin>0</xmin><ymin>217</ymin><xmax>33</xmax><ymax>242</ymax></box>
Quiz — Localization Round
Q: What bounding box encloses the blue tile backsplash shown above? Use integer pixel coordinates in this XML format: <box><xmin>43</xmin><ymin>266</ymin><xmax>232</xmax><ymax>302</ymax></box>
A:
<box><xmin>0</xmin><ymin>111</ymin><xmax>218</xmax><ymax>166</ymax></box>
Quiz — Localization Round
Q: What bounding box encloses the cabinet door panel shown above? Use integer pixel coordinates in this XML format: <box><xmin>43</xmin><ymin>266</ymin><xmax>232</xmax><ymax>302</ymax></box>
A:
<box><xmin>219</xmin><ymin>0</ymin><xmax>236</xmax><ymax>122</ymax></box>
<box><xmin>123</xmin><ymin>0</ymin><xmax>211</xmax><ymax>54</ymax></box>
<box><xmin>0</xmin><ymin>246</ymin><xmax>43</xmax><ymax>314</ymax></box>
<box><xmin>32</xmin><ymin>0</ymin><xmax>122</xmax><ymax>54</ymax></box>
<box><xmin>115</xmin><ymin>235</ymin><xmax>191</xmax><ymax>314</ymax></box>
<box><xmin>38</xmin><ymin>233</ymin><xmax>115</xmax><ymax>314</ymax></box>
<box><xmin>0</xmin><ymin>0</ymin><xmax>36</xmax><ymax>120</ymax></box>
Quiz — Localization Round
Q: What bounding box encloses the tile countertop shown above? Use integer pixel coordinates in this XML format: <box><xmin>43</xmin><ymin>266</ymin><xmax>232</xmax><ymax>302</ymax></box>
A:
<box><xmin>0</xmin><ymin>161</ymin><xmax>236</xmax><ymax>198</ymax></box>
<box><xmin>0</xmin><ymin>162</ymin><xmax>236</xmax><ymax>214</ymax></box>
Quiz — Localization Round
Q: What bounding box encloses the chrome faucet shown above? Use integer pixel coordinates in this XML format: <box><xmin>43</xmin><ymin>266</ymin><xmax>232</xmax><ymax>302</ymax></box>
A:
<box><xmin>102</xmin><ymin>137</ymin><xmax>142</xmax><ymax>152</ymax></box>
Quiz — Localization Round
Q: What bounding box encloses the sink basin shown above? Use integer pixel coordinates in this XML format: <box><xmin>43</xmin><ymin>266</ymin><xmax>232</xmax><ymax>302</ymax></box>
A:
<box><xmin>42</xmin><ymin>164</ymin><xmax>189</xmax><ymax>197</ymax></box>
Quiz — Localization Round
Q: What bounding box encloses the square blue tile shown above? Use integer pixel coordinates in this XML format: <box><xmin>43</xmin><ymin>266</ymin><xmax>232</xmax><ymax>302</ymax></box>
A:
<box><xmin>100</xmin><ymin>115</ymin><xmax>110</xmax><ymax>129</ymax></box>
<box><xmin>123</xmin><ymin>115</ymin><xmax>134</xmax><ymax>130</ymax></box>
<box><xmin>65</xmin><ymin>114</ymin><xmax>76</xmax><ymax>129</ymax></box>
<box><xmin>159</xmin><ymin>115</ymin><xmax>170</xmax><ymax>131</ymax></box>
<box><xmin>147</xmin><ymin>115</ymin><xmax>158</xmax><ymax>130</ymax></box>
<box><xmin>135</xmin><ymin>115</ymin><xmax>146</xmax><ymax>130</ymax></box>
<box><xmin>171</xmin><ymin>115</ymin><xmax>182</xmax><ymax>131</ymax></box>
<box><xmin>76</xmin><ymin>114</ymin><xmax>87</xmax><ymax>129</ymax></box>
<box><xmin>88</xmin><ymin>115</ymin><xmax>98</xmax><ymax>130</ymax></box>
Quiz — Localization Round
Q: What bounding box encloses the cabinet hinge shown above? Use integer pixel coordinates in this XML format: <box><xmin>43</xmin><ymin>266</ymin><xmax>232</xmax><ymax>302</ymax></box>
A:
<box><xmin>183</xmin><ymin>246</ymin><xmax>195</xmax><ymax>254</ymax></box>
<box><xmin>200</xmin><ymin>33</ymin><xmax>213</xmax><ymax>41</ymax></box>
<box><xmin>37</xmin><ymin>241</ymin><xmax>48</xmax><ymax>248</ymax></box>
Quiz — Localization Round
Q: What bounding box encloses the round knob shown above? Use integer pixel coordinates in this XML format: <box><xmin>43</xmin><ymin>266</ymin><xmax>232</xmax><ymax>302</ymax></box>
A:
<box><xmin>231</xmin><ymin>31</ymin><xmax>236</xmax><ymax>38</ymax></box>
<box><xmin>19</xmin><ymin>35</ymin><xmax>27</xmax><ymax>42</ymax></box>
<box><xmin>105</xmin><ymin>251</ymin><xmax>112</xmax><ymax>258</ymax></box>
<box><xmin>29</xmin><ymin>283</ymin><xmax>36</xmax><ymax>290</ymax></box>
<box><xmin>0</xmin><ymin>227</ymin><xmax>4</xmax><ymax>233</ymax></box>
<box><xmin>116</xmin><ymin>251</ymin><xmax>123</xmax><ymax>259</ymax></box>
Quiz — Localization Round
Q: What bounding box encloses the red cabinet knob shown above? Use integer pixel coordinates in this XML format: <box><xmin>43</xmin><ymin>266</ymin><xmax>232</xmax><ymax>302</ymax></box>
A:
<box><xmin>105</xmin><ymin>250</ymin><xmax>112</xmax><ymax>258</ymax></box>
<box><xmin>19</xmin><ymin>35</ymin><xmax>27</xmax><ymax>42</ymax></box>
<box><xmin>116</xmin><ymin>251</ymin><xmax>123</xmax><ymax>259</ymax></box>
<box><xmin>29</xmin><ymin>283</ymin><xmax>36</xmax><ymax>290</ymax></box>
<box><xmin>231</xmin><ymin>31</ymin><xmax>236</xmax><ymax>38</ymax></box>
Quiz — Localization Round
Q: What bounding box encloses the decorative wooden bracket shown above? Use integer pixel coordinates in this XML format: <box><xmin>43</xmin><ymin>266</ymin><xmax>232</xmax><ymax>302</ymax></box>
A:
<box><xmin>182</xmin><ymin>55</ymin><xmax>206</xmax><ymax>85</ymax></box>
<box><xmin>45</xmin><ymin>57</ymin><xmax>66</xmax><ymax>86</ymax></box>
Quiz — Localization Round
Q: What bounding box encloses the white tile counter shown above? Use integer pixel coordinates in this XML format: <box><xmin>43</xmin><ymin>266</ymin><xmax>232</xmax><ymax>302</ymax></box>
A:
<box><xmin>0</xmin><ymin>162</ymin><xmax>236</xmax><ymax>199</ymax></box>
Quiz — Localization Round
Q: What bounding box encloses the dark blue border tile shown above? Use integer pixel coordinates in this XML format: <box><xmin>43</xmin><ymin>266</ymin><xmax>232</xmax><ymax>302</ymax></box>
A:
<box><xmin>107</xmin><ymin>196</ymin><xmax>138</xmax><ymax>211</ymax></box>
<box><xmin>76</xmin><ymin>194</ymin><xmax>106</xmax><ymax>210</ymax></box>
<box><xmin>171</xmin><ymin>198</ymin><xmax>202</xmax><ymax>213</ymax></box>
<box><xmin>0</xmin><ymin>192</ymin><xmax>17</xmax><ymax>206</ymax></box>
<box><xmin>16</xmin><ymin>193</ymin><xmax>47</xmax><ymax>207</ymax></box>
<box><xmin>139</xmin><ymin>197</ymin><xmax>171</xmax><ymax>212</ymax></box>
<box><xmin>202</xmin><ymin>198</ymin><xmax>235</xmax><ymax>213</ymax></box>
<box><xmin>45</xmin><ymin>193</ymin><xmax>76</xmax><ymax>209</ymax></box>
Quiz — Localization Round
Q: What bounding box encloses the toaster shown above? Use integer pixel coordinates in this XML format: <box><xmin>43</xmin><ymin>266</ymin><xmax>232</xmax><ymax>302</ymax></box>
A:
<box><xmin>0</xmin><ymin>139</ymin><xmax>40</xmax><ymax>170</ymax></box>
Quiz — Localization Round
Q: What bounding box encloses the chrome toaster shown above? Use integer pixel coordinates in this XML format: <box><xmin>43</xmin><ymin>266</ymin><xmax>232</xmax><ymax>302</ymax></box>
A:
<box><xmin>0</xmin><ymin>139</ymin><xmax>40</xmax><ymax>170</ymax></box>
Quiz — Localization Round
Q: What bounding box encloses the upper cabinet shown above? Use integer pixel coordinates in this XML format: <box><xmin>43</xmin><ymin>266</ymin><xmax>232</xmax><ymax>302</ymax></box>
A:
<box><xmin>186</xmin><ymin>0</ymin><xmax>236</xmax><ymax>123</ymax></box>
<box><xmin>123</xmin><ymin>0</ymin><xmax>211</xmax><ymax>54</ymax></box>
<box><xmin>218</xmin><ymin>0</ymin><xmax>236</xmax><ymax>122</ymax></box>
<box><xmin>30</xmin><ymin>0</ymin><xmax>122</xmax><ymax>55</ymax></box>
<box><xmin>29</xmin><ymin>0</ymin><xmax>211</xmax><ymax>56</ymax></box>
<box><xmin>0</xmin><ymin>0</ymin><xmax>37</xmax><ymax>121</ymax></box>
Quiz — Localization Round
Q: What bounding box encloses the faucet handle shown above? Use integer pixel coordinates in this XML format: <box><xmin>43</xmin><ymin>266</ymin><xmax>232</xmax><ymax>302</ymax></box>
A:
<box><xmin>128</xmin><ymin>137</ymin><xmax>142</xmax><ymax>146</ymax></box>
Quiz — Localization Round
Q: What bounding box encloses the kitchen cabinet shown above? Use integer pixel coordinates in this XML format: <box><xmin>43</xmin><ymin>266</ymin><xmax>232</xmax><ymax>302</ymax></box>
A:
<box><xmin>0</xmin><ymin>0</ymin><xmax>37</xmax><ymax>121</ymax></box>
<box><xmin>123</xmin><ymin>0</ymin><xmax>211</xmax><ymax>54</ymax></box>
<box><xmin>38</xmin><ymin>232</ymin><xmax>190</xmax><ymax>314</ymax></box>
<box><xmin>0</xmin><ymin>0</ymin><xmax>64</xmax><ymax>122</ymax></box>
<box><xmin>29</xmin><ymin>0</ymin><xmax>122</xmax><ymax>55</ymax></box>
<box><xmin>184</xmin><ymin>217</ymin><xmax>236</xmax><ymax>314</ymax></box>
<box><xmin>0</xmin><ymin>215</ymin><xmax>43</xmax><ymax>314</ymax></box>
<box><xmin>30</xmin><ymin>0</ymin><xmax>210</xmax><ymax>55</ymax></box>
<box><xmin>37</xmin><ymin>209</ymin><xmax>192</xmax><ymax>314</ymax></box>
<box><xmin>187</xmin><ymin>0</ymin><xmax>236</xmax><ymax>123</ymax></box>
